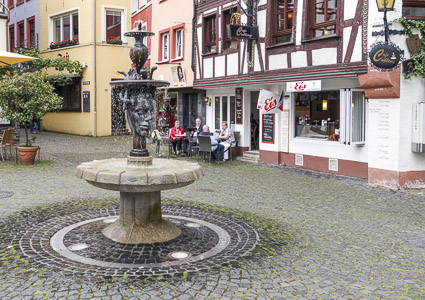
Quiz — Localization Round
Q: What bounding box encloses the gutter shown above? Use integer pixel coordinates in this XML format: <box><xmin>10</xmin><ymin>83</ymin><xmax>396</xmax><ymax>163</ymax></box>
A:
<box><xmin>191</xmin><ymin>0</ymin><xmax>196</xmax><ymax>72</ymax></box>
<box><xmin>93</xmin><ymin>0</ymin><xmax>97</xmax><ymax>137</ymax></box>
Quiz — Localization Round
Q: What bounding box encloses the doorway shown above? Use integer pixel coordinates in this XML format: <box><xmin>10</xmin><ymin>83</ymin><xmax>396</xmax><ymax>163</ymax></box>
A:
<box><xmin>250</xmin><ymin>91</ymin><xmax>260</xmax><ymax>150</ymax></box>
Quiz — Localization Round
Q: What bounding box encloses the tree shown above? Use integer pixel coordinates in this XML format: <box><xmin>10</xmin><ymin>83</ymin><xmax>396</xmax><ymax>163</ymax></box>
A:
<box><xmin>0</xmin><ymin>71</ymin><xmax>62</xmax><ymax>146</ymax></box>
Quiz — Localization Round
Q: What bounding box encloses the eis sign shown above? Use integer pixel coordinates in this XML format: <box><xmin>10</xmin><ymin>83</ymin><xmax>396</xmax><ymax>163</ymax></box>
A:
<box><xmin>286</xmin><ymin>80</ymin><xmax>321</xmax><ymax>92</ymax></box>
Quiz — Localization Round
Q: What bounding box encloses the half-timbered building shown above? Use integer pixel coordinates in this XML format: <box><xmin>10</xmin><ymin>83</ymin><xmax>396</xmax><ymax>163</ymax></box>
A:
<box><xmin>194</xmin><ymin>0</ymin><xmax>425</xmax><ymax>189</ymax></box>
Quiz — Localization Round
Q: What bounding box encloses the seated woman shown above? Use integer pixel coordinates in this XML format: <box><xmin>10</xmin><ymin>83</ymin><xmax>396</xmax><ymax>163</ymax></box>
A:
<box><xmin>169</xmin><ymin>120</ymin><xmax>184</xmax><ymax>155</ymax></box>
<box><xmin>218</xmin><ymin>121</ymin><xmax>235</xmax><ymax>160</ymax></box>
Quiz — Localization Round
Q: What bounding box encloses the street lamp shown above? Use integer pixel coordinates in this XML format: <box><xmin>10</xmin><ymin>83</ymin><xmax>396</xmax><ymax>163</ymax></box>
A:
<box><xmin>376</xmin><ymin>0</ymin><xmax>395</xmax><ymax>43</ymax></box>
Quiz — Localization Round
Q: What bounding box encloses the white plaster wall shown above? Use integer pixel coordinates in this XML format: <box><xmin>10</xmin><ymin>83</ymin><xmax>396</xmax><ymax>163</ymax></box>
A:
<box><xmin>258</xmin><ymin>0</ymin><xmax>267</xmax><ymax>6</ymax></box>
<box><xmin>227</xmin><ymin>52</ymin><xmax>238</xmax><ymax>76</ymax></box>
<box><xmin>269</xmin><ymin>53</ymin><xmax>288</xmax><ymax>70</ymax></box>
<box><xmin>0</xmin><ymin>18</ymin><xmax>6</xmax><ymax>51</ymax></box>
<box><xmin>215</xmin><ymin>56</ymin><xmax>225</xmax><ymax>77</ymax></box>
<box><xmin>254</xmin><ymin>45</ymin><xmax>261</xmax><ymax>72</ymax></box>
<box><xmin>295</xmin><ymin>0</ymin><xmax>303</xmax><ymax>45</ymax></box>
<box><xmin>343</xmin><ymin>27</ymin><xmax>352</xmax><ymax>62</ymax></box>
<box><xmin>203</xmin><ymin>58</ymin><xmax>213</xmax><ymax>78</ymax></box>
<box><xmin>312</xmin><ymin>48</ymin><xmax>337</xmax><ymax>65</ymax></box>
<box><xmin>291</xmin><ymin>51</ymin><xmax>307</xmax><ymax>68</ymax></box>
<box><xmin>351</xmin><ymin>26</ymin><xmax>363</xmax><ymax>62</ymax></box>
<box><xmin>344</xmin><ymin>0</ymin><xmax>358</xmax><ymax>21</ymax></box>
<box><xmin>257</xmin><ymin>10</ymin><xmax>266</xmax><ymax>39</ymax></box>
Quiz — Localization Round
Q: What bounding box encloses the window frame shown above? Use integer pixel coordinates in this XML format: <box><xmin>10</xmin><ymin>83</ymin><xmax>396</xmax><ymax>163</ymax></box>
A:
<box><xmin>27</xmin><ymin>16</ymin><xmax>35</xmax><ymax>49</ymax></box>
<box><xmin>403</xmin><ymin>0</ymin><xmax>425</xmax><ymax>19</ymax></box>
<box><xmin>222</xmin><ymin>9</ymin><xmax>239</xmax><ymax>51</ymax></box>
<box><xmin>203</xmin><ymin>14</ymin><xmax>217</xmax><ymax>54</ymax></box>
<box><xmin>17</xmin><ymin>20</ymin><xmax>24</xmax><ymax>48</ymax></box>
<box><xmin>159</xmin><ymin>31</ymin><xmax>170</xmax><ymax>62</ymax></box>
<box><xmin>213</xmin><ymin>95</ymin><xmax>236</xmax><ymax>131</ymax></box>
<box><xmin>51</xmin><ymin>11</ymin><xmax>79</xmax><ymax>44</ymax></box>
<box><xmin>340</xmin><ymin>89</ymin><xmax>366</xmax><ymax>145</ymax></box>
<box><xmin>271</xmin><ymin>0</ymin><xmax>295</xmax><ymax>45</ymax></box>
<box><xmin>105</xmin><ymin>9</ymin><xmax>122</xmax><ymax>40</ymax></box>
<box><xmin>8</xmin><ymin>0</ymin><xmax>13</xmax><ymax>9</ymax></box>
<box><xmin>55</xmin><ymin>77</ymin><xmax>82</xmax><ymax>112</ymax></box>
<box><xmin>173</xmin><ymin>27</ymin><xmax>184</xmax><ymax>60</ymax></box>
<box><xmin>9</xmin><ymin>25</ymin><xmax>15</xmax><ymax>51</ymax></box>
<box><xmin>303</xmin><ymin>0</ymin><xmax>340</xmax><ymax>41</ymax></box>
<box><xmin>16</xmin><ymin>0</ymin><xmax>23</xmax><ymax>6</ymax></box>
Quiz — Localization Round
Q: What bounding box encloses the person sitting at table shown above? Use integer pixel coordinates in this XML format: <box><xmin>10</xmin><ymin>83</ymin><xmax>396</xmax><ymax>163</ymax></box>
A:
<box><xmin>218</xmin><ymin>121</ymin><xmax>235</xmax><ymax>161</ymax></box>
<box><xmin>170</xmin><ymin>120</ymin><xmax>184</xmax><ymax>155</ymax></box>
<box><xmin>199</xmin><ymin>125</ymin><xmax>224</xmax><ymax>162</ymax></box>
<box><xmin>190</xmin><ymin>118</ymin><xmax>203</xmax><ymax>141</ymax></box>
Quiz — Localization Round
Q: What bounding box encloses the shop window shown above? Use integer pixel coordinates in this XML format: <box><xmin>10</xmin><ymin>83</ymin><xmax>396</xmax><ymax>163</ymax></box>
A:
<box><xmin>17</xmin><ymin>21</ymin><xmax>24</xmax><ymax>48</ymax></box>
<box><xmin>55</xmin><ymin>78</ymin><xmax>82</xmax><ymax>112</ymax></box>
<box><xmin>403</xmin><ymin>0</ymin><xmax>425</xmax><ymax>19</ymax></box>
<box><xmin>9</xmin><ymin>26</ymin><xmax>15</xmax><ymax>51</ymax></box>
<box><xmin>52</xmin><ymin>12</ymin><xmax>79</xmax><ymax>43</ymax></box>
<box><xmin>160</xmin><ymin>32</ymin><xmax>169</xmax><ymax>61</ymax></box>
<box><xmin>272</xmin><ymin>0</ymin><xmax>294</xmax><ymax>45</ymax></box>
<box><xmin>222</xmin><ymin>10</ymin><xmax>238</xmax><ymax>50</ymax></box>
<box><xmin>295</xmin><ymin>91</ymin><xmax>340</xmax><ymax>140</ymax></box>
<box><xmin>27</xmin><ymin>17</ymin><xmax>36</xmax><ymax>49</ymax></box>
<box><xmin>204</xmin><ymin>14</ymin><xmax>216</xmax><ymax>53</ymax></box>
<box><xmin>308</xmin><ymin>0</ymin><xmax>338</xmax><ymax>38</ymax></box>
<box><xmin>106</xmin><ymin>10</ymin><xmax>122</xmax><ymax>40</ymax></box>
<box><xmin>214</xmin><ymin>95</ymin><xmax>236</xmax><ymax>130</ymax></box>
<box><xmin>174</xmin><ymin>28</ymin><xmax>184</xmax><ymax>59</ymax></box>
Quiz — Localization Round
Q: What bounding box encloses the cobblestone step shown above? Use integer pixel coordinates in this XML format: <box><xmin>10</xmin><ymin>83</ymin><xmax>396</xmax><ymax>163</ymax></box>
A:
<box><xmin>237</xmin><ymin>153</ymin><xmax>260</xmax><ymax>164</ymax></box>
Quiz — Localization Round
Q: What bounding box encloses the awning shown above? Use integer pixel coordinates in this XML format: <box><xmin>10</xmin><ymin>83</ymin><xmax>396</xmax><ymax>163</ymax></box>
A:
<box><xmin>0</xmin><ymin>50</ymin><xmax>38</xmax><ymax>66</ymax></box>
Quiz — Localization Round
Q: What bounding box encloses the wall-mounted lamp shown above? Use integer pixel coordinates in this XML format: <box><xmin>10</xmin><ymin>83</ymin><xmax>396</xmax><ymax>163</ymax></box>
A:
<box><xmin>203</xmin><ymin>97</ymin><xmax>211</xmax><ymax>106</ymax></box>
<box><xmin>322</xmin><ymin>100</ymin><xmax>328</xmax><ymax>111</ymax></box>
<box><xmin>376</xmin><ymin>0</ymin><xmax>395</xmax><ymax>43</ymax></box>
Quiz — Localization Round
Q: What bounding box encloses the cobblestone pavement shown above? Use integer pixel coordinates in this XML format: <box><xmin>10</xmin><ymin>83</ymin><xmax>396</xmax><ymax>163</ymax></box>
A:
<box><xmin>0</xmin><ymin>130</ymin><xmax>424</xmax><ymax>299</ymax></box>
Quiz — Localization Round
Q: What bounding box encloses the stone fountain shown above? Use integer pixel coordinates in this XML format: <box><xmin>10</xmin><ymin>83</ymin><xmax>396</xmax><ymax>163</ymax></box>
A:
<box><xmin>75</xmin><ymin>23</ymin><xmax>203</xmax><ymax>244</ymax></box>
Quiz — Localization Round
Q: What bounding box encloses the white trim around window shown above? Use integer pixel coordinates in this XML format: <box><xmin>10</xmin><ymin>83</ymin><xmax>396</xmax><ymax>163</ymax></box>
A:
<box><xmin>175</xmin><ymin>28</ymin><xmax>184</xmax><ymax>59</ymax></box>
<box><xmin>48</xmin><ymin>7</ymin><xmax>80</xmax><ymax>44</ymax></box>
<box><xmin>101</xmin><ymin>5</ymin><xmax>127</xmax><ymax>44</ymax></box>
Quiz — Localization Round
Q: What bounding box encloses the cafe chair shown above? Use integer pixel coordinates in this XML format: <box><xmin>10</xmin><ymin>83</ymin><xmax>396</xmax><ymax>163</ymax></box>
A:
<box><xmin>197</xmin><ymin>135</ymin><xmax>213</xmax><ymax>164</ymax></box>
<box><xmin>187</xmin><ymin>139</ymin><xmax>199</xmax><ymax>160</ymax></box>
<box><xmin>223</xmin><ymin>132</ymin><xmax>239</xmax><ymax>162</ymax></box>
<box><xmin>0</xmin><ymin>128</ymin><xmax>13</xmax><ymax>161</ymax></box>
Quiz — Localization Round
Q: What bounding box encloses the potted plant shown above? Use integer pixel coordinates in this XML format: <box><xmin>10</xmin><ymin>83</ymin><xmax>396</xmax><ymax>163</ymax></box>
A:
<box><xmin>106</xmin><ymin>37</ymin><xmax>123</xmax><ymax>45</ymax></box>
<box><xmin>0</xmin><ymin>71</ymin><xmax>62</xmax><ymax>164</ymax></box>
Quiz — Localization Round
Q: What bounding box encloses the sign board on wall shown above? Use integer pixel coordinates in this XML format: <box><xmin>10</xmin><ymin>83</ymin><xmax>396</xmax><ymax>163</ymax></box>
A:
<box><xmin>227</xmin><ymin>25</ymin><xmax>259</xmax><ymax>40</ymax></box>
<box><xmin>368</xmin><ymin>42</ymin><xmax>404</xmax><ymax>71</ymax></box>
<box><xmin>262</xmin><ymin>114</ymin><xmax>274</xmax><ymax>144</ymax></box>
<box><xmin>287</xmin><ymin>80</ymin><xmax>321</xmax><ymax>92</ymax></box>
<box><xmin>235</xmin><ymin>88</ymin><xmax>243</xmax><ymax>124</ymax></box>
<box><xmin>170</xmin><ymin>66</ymin><xmax>186</xmax><ymax>87</ymax></box>
<box><xmin>83</xmin><ymin>91</ymin><xmax>90</xmax><ymax>112</ymax></box>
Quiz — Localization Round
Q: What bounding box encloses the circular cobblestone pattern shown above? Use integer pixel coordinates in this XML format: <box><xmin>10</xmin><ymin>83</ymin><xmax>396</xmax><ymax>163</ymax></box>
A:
<box><xmin>18</xmin><ymin>204</ymin><xmax>260</xmax><ymax>277</ymax></box>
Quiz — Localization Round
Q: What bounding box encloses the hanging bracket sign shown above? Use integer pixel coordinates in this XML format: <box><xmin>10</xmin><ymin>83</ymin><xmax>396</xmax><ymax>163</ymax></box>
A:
<box><xmin>227</xmin><ymin>24</ymin><xmax>259</xmax><ymax>40</ymax></box>
<box><xmin>368</xmin><ymin>42</ymin><xmax>404</xmax><ymax>71</ymax></box>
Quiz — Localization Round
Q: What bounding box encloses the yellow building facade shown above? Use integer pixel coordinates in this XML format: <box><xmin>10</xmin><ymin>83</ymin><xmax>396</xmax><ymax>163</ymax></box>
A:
<box><xmin>40</xmin><ymin>0</ymin><xmax>132</xmax><ymax>136</ymax></box>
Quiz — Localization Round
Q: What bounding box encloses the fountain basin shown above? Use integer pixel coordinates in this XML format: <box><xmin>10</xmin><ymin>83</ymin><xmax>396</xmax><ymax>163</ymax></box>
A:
<box><xmin>75</xmin><ymin>158</ymin><xmax>203</xmax><ymax>244</ymax></box>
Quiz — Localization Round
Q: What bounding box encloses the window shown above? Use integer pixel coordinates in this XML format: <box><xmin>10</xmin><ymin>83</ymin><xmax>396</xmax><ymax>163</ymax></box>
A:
<box><xmin>55</xmin><ymin>78</ymin><xmax>82</xmax><ymax>112</ymax></box>
<box><xmin>17</xmin><ymin>22</ymin><xmax>24</xmax><ymax>48</ymax></box>
<box><xmin>340</xmin><ymin>89</ymin><xmax>366</xmax><ymax>144</ymax></box>
<box><xmin>309</xmin><ymin>0</ymin><xmax>337</xmax><ymax>38</ymax></box>
<box><xmin>161</xmin><ymin>32</ymin><xmax>169</xmax><ymax>61</ymax></box>
<box><xmin>9</xmin><ymin>26</ymin><xmax>14</xmax><ymax>51</ymax></box>
<box><xmin>222</xmin><ymin>10</ymin><xmax>238</xmax><ymax>50</ymax></box>
<box><xmin>214</xmin><ymin>95</ymin><xmax>236</xmax><ymax>130</ymax></box>
<box><xmin>139</xmin><ymin>0</ymin><xmax>147</xmax><ymax>8</ymax></box>
<box><xmin>27</xmin><ymin>17</ymin><xmax>35</xmax><ymax>49</ymax></box>
<box><xmin>272</xmin><ymin>0</ymin><xmax>294</xmax><ymax>44</ymax></box>
<box><xmin>16</xmin><ymin>0</ymin><xmax>23</xmax><ymax>5</ymax></box>
<box><xmin>52</xmin><ymin>12</ymin><xmax>79</xmax><ymax>43</ymax></box>
<box><xmin>106</xmin><ymin>10</ymin><xmax>122</xmax><ymax>39</ymax></box>
<box><xmin>8</xmin><ymin>0</ymin><xmax>13</xmax><ymax>9</ymax></box>
<box><xmin>294</xmin><ymin>91</ymin><xmax>340</xmax><ymax>141</ymax></box>
<box><xmin>403</xmin><ymin>1</ymin><xmax>425</xmax><ymax>19</ymax></box>
<box><xmin>175</xmin><ymin>28</ymin><xmax>184</xmax><ymax>59</ymax></box>
<box><xmin>204</xmin><ymin>15</ymin><xmax>216</xmax><ymax>53</ymax></box>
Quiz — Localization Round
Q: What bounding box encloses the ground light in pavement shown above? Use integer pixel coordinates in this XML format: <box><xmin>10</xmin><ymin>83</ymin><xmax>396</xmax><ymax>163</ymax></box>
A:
<box><xmin>0</xmin><ymin>199</ymin><xmax>298</xmax><ymax>279</ymax></box>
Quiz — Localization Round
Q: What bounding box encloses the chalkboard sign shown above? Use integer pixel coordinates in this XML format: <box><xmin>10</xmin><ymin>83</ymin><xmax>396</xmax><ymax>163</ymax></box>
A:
<box><xmin>235</xmin><ymin>88</ymin><xmax>243</xmax><ymax>124</ymax></box>
<box><xmin>83</xmin><ymin>91</ymin><xmax>90</xmax><ymax>112</ymax></box>
<box><xmin>262</xmin><ymin>114</ymin><xmax>274</xmax><ymax>144</ymax></box>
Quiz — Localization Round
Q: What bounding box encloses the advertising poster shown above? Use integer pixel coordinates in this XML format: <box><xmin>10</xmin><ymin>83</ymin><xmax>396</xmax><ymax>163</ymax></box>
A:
<box><xmin>170</xmin><ymin>66</ymin><xmax>186</xmax><ymax>87</ymax></box>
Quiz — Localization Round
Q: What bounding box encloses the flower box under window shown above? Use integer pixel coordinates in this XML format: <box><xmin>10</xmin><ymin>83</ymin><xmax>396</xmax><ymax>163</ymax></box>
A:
<box><xmin>50</xmin><ymin>38</ymin><xmax>79</xmax><ymax>50</ymax></box>
<box><xmin>106</xmin><ymin>37</ymin><xmax>122</xmax><ymax>45</ymax></box>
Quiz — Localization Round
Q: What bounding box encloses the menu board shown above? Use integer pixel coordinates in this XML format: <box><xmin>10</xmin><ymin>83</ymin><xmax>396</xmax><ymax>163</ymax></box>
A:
<box><xmin>262</xmin><ymin>114</ymin><xmax>274</xmax><ymax>144</ymax></box>
<box><xmin>83</xmin><ymin>91</ymin><xmax>90</xmax><ymax>112</ymax></box>
<box><xmin>235</xmin><ymin>88</ymin><xmax>243</xmax><ymax>124</ymax></box>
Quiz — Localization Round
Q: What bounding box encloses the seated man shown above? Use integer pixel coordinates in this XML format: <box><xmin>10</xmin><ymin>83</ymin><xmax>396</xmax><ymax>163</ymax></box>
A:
<box><xmin>199</xmin><ymin>125</ymin><xmax>224</xmax><ymax>162</ymax></box>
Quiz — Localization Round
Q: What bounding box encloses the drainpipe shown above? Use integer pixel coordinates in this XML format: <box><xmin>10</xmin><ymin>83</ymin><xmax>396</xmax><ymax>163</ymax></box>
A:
<box><xmin>0</xmin><ymin>3</ymin><xmax>10</xmax><ymax>51</ymax></box>
<box><xmin>93</xmin><ymin>0</ymin><xmax>97</xmax><ymax>137</ymax></box>
<box><xmin>191</xmin><ymin>0</ymin><xmax>196</xmax><ymax>72</ymax></box>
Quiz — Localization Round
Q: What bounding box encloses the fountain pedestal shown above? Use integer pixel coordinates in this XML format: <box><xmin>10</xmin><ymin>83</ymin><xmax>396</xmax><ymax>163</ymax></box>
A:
<box><xmin>102</xmin><ymin>191</ymin><xmax>181</xmax><ymax>244</ymax></box>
